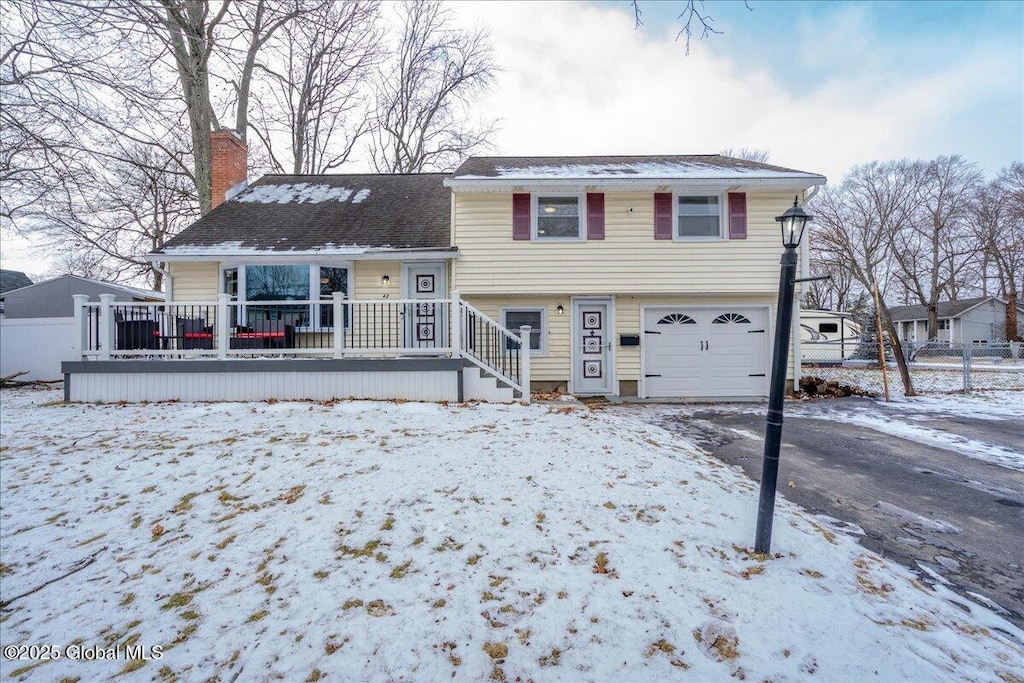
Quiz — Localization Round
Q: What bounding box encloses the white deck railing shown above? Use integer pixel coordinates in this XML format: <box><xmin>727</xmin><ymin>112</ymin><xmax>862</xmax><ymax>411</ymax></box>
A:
<box><xmin>73</xmin><ymin>291</ymin><xmax>531</xmax><ymax>400</ymax></box>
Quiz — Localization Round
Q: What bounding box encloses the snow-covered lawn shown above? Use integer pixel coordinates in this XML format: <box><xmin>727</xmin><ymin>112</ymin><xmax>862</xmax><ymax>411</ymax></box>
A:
<box><xmin>1</xmin><ymin>387</ymin><xmax>1021</xmax><ymax>682</ymax></box>
<box><xmin>807</xmin><ymin>365</ymin><xmax>1023</xmax><ymax>394</ymax></box>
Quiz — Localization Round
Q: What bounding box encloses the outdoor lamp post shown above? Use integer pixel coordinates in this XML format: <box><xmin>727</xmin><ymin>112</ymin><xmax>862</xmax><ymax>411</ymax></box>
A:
<box><xmin>754</xmin><ymin>196</ymin><xmax>813</xmax><ymax>554</ymax></box>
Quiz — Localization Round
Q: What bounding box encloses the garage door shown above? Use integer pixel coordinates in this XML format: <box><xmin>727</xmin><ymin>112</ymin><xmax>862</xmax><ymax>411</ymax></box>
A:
<box><xmin>643</xmin><ymin>307</ymin><xmax>768</xmax><ymax>398</ymax></box>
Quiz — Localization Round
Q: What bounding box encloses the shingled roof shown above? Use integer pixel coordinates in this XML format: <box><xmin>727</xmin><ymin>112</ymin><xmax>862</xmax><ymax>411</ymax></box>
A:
<box><xmin>0</xmin><ymin>269</ymin><xmax>33</xmax><ymax>294</ymax></box>
<box><xmin>451</xmin><ymin>155</ymin><xmax>825</xmax><ymax>181</ymax></box>
<box><xmin>887</xmin><ymin>296</ymin><xmax>1021</xmax><ymax>321</ymax></box>
<box><xmin>155</xmin><ymin>173</ymin><xmax>452</xmax><ymax>256</ymax></box>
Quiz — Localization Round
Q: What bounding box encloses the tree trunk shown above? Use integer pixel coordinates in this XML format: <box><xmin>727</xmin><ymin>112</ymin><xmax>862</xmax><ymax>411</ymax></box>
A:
<box><xmin>1007</xmin><ymin>289</ymin><xmax>1020</xmax><ymax>341</ymax></box>
<box><xmin>880</xmin><ymin>305</ymin><xmax>916</xmax><ymax>396</ymax></box>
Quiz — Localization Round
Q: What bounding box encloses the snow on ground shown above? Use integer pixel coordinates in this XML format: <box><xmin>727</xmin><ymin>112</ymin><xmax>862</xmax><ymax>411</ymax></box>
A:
<box><xmin>808</xmin><ymin>365</ymin><xmax>1024</xmax><ymax>394</ymax></box>
<box><xmin>787</xmin><ymin>391</ymin><xmax>1024</xmax><ymax>472</ymax></box>
<box><xmin>1</xmin><ymin>387</ymin><xmax>1022</xmax><ymax>682</ymax></box>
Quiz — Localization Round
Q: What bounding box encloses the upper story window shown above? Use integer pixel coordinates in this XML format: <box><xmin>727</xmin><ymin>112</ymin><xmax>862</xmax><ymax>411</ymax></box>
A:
<box><xmin>534</xmin><ymin>195</ymin><xmax>583</xmax><ymax>240</ymax></box>
<box><xmin>676</xmin><ymin>194</ymin><xmax>724</xmax><ymax>239</ymax></box>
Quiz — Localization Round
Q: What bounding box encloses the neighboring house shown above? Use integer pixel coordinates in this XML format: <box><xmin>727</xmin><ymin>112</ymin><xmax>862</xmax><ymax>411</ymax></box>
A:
<box><xmin>139</xmin><ymin>138</ymin><xmax>825</xmax><ymax>400</ymax></box>
<box><xmin>1</xmin><ymin>275</ymin><xmax>162</xmax><ymax>381</ymax></box>
<box><xmin>0</xmin><ymin>275</ymin><xmax>163</xmax><ymax>318</ymax></box>
<box><xmin>889</xmin><ymin>296</ymin><xmax>1024</xmax><ymax>345</ymax></box>
<box><xmin>0</xmin><ymin>268</ymin><xmax>33</xmax><ymax>295</ymax></box>
<box><xmin>0</xmin><ymin>269</ymin><xmax>33</xmax><ymax>316</ymax></box>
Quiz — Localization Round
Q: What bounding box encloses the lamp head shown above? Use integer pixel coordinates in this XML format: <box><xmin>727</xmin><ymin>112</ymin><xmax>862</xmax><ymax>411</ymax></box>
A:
<box><xmin>775</xmin><ymin>195</ymin><xmax>812</xmax><ymax>248</ymax></box>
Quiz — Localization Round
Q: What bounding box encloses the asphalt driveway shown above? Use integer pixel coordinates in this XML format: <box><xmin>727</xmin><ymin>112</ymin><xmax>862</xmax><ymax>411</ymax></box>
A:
<box><xmin>613</xmin><ymin>396</ymin><xmax>1024</xmax><ymax>629</ymax></box>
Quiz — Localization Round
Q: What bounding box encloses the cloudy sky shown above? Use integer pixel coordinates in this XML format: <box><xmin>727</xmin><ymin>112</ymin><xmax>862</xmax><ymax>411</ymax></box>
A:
<box><xmin>2</xmin><ymin>0</ymin><xmax>1021</xmax><ymax>279</ymax></box>
<box><xmin>455</xmin><ymin>0</ymin><xmax>1022</xmax><ymax>182</ymax></box>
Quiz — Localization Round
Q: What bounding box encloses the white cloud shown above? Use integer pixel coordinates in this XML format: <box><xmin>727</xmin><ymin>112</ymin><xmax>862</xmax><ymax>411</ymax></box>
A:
<box><xmin>454</xmin><ymin>1</ymin><xmax>1022</xmax><ymax>184</ymax></box>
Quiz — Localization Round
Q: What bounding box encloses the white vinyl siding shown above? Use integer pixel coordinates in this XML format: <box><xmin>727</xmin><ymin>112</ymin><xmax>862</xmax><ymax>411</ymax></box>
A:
<box><xmin>168</xmin><ymin>262</ymin><xmax>219</xmax><ymax>301</ymax></box>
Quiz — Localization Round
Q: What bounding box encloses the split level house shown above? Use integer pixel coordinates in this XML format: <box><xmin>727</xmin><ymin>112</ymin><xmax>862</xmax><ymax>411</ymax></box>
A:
<box><xmin>64</xmin><ymin>131</ymin><xmax>827</xmax><ymax>403</ymax></box>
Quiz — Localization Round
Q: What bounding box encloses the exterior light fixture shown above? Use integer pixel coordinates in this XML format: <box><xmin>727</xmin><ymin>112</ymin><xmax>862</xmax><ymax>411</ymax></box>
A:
<box><xmin>556</xmin><ymin>305</ymin><xmax>564</xmax><ymax>315</ymax></box>
<box><xmin>381</xmin><ymin>275</ymin><xmax>391</xmax><ymax>287</ymax></box>
<box><xmin>776</xmin><ymin>195</ymin><xmax>812</xmax><ymax>248</ymax></box>
<box><xmin>754</xmin><ymin>196</ymin><xmax>816</xmax><ymax>554</ymax></box>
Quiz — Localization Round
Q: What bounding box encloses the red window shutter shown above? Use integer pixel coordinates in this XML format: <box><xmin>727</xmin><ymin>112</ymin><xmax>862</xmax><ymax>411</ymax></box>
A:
<box><xmin>586</xmin><ymin>193</ymin><xmax>605</xmax><ymax>240</ymax></box>
<box><xmin>728</xmin><ymin>192</ymin><xmax>747</xmax><ymax>239</ymax></box>
<box><xmin>512</xmin><ymin>193</ymin><xmax>531</xmax><ymax>240</ymax></box>
<box><xmin>654</xmin><ymin>192</ymin><xmax>672</xmax><ymax>240</ymax></box>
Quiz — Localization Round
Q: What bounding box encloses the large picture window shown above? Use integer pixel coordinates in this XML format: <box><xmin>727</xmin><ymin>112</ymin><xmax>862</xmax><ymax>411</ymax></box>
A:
<box><xmin>676</xmin><ymin>194</ymin><xmax>723</xmax><ymax>239</ymax></box>
<box><xmin>221</xmin><ymin>264</ymin><xmax>350</xmax><ymax>330</ymax></box>
<box><xmin>535</xmin><ymin>195</ymin><xmax>583</xmax><ymax>239</ymax></box>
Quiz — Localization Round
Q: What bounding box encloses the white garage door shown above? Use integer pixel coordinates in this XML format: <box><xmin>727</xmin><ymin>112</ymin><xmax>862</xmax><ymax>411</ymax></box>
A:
<box><xmin>643</xmin><ymin>307</ymin><xmax>768</xmax><ymax>398</ymax></box>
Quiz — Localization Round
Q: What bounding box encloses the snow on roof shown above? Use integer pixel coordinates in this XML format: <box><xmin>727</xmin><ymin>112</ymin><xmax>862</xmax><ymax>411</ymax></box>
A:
<box><xmin>157</xmin><ymin>241</ymin><xmax>392</xmax><ymax>256</ymax></box>
<box><xmin>237</xmin><ymin>183</ymin><xmax>372</xmax><ymax>204</ymax></box>
<box><xmin>454</xmin><ymin>160</ymin><xmax>824</xmax><ymax>181</ymax></box>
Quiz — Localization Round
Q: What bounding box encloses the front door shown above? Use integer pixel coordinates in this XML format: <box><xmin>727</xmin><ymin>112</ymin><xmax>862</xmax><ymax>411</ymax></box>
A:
<box><xmin>573</xmin><ymin>298</ymin><xmax>613</xmax><ymax>394</ymax></box>
<box><xmin>403</xmin><ymin>263</ymin><xmax>448</xmax><ymax>350</ymax></box>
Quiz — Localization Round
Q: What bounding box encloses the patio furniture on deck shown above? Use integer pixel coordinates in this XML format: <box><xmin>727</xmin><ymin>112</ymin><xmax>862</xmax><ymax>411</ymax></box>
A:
<box><xmin>115</xmin><ymin>320</ymin><xmax>160</xmax><ymax>350</ymax></box>
<box><xmin>230</xmin><ymin>320</ymin><xmax>295</xmax><ymax>350</ymax></box>
<box><xmin>177</xmin><ymin>318</ymin><xmax>214</xmax><ymax>350</ymax></box>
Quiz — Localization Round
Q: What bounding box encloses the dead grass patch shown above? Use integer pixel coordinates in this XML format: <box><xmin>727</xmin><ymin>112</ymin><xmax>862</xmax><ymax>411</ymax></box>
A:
<box><xmin>366</xmin><ymin>599</ymin><xmax>395</xmax><ymax>617</ymax></box>
<box><xmin>278</xmin><ymin>485</ymin><xmax>306</xmax><ymax>504</ymax></box>
<box><xmin>483</xmin><ymin>641</ymin><xmax>508</xmax><ymax>660</ymax></box>
<box><xmin>390</xmin><ymin>560</ymin><xmax>413</xmax><ymax>579</ymax></box>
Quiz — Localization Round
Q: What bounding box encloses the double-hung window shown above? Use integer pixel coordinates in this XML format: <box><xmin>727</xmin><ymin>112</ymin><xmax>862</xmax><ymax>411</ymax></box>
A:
<box><xmin>676</xmin><ymin>194</ymin><xmax>725</xmax><ymax>239</ymax></box>
<box><xmin>534</xmin><ymin>195</ymin><xmax>583</xmax><ymax>240</ymax></box>
<box><xmin>501</xmin><ymin>307</ymin><xmax>546</xmax><ymax>354</ymax></box>
<box><xmin>220</xmin><ymin>264</ymin><xmax>350</xmax><ymax>330</ymax></box>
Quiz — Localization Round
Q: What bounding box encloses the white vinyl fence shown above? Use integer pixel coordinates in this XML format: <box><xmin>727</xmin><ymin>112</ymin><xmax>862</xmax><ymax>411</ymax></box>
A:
<box><xmin>0</xmin><ymin>316</ymin><xmax>79</xmax><ymax>380</ymax></box>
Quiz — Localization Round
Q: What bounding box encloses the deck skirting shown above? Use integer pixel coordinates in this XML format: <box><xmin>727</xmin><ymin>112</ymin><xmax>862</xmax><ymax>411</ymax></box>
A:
<box><xmin>62</xmin><ymin>359</ymin><xmax>464</xmax><ymax>403</ymax></box>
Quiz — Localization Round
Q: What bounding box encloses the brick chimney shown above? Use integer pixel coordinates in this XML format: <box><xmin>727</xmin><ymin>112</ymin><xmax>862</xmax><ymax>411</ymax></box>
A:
<box><xmin>210</xmin><ymin>130</ymin><xmax>248</xmax><ymax>210</ymax></box>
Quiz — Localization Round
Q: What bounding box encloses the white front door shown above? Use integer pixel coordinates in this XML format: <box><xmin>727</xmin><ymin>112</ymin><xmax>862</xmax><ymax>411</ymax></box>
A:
<box><xmin>573</xmin><ymin>298</ymin><xmax>614</xmax><ymax>395</ymax></box>
<box><xmin>403</xmin><ymin>263</ymin><xmax>448</xmax><ymax>350</ymax></box>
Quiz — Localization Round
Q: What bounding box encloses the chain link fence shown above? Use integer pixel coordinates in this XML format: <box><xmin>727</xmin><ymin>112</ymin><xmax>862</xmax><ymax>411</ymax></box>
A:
<box><xmin>801</xmin><ymin>339</ymin><xmax>1024</xmax><ymax>395</ymax></box>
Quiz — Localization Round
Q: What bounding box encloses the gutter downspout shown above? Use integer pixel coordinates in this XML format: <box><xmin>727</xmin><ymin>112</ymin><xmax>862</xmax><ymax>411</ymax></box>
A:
<box><xmin>793</xmin><ymin>184</ymin><xmax>822</xmax><ymax>389</ymax></box>
<box><xmin>152</xmin><ymin>261</ymin><xmax>173</xmax><ymax>301</ymax></box>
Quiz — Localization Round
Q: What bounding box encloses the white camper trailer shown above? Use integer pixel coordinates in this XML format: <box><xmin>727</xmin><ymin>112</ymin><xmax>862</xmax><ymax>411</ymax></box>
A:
<box><xmin>800</xmin><ymin>310</ymin><xmax>862</xmax><ymax>363</ymax></box>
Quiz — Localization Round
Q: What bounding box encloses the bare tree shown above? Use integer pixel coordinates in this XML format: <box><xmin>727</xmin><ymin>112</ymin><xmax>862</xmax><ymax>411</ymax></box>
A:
<box><xmin>887</xmin><ymin>155</ymin><xmax>983</xmax><ymax>338</ymax></box>
<box><xmin>370</xmin><ymin>0</ymin><xmax>495</xmax><ymax>174</ymax></box>
<box><xmin>632</xmin><ymin>1</ymin><xmax>753</xmax><ymax>53</ymax></box>
<box><xmin>810</xmin><ymin>161</ymin><xmax>918</xmax><ymax>395</ymax></box>
<box><xmin>974</xmin><ymin>163</ymin><xmax>1024</xmax><ymax>340</ymax></box>
<box><xmin>719</xmin><ymin>147</ymin><xmax>771</xmax><ymax>163</ymax></box>
<box><xmin>27</xmin><ymin>138</ymin><xmax>197</xmax><ymax>290</ymax></box>
<box><xmin>251</xmin><ymin>0</ymin><xmax>381</xmax><ymax>174</ymax></box>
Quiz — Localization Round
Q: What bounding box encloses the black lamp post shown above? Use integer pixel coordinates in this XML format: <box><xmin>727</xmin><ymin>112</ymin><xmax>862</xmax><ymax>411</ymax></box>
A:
<box><xmin>754</xmin><ymin>196</ymin><xmax>813</xmax><ymax>554</ymax></box>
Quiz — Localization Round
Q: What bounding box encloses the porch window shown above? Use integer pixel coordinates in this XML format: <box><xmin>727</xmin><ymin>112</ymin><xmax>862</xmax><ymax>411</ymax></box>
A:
<box><xmin>245</xmin><ymin>265</ymin><xmax>310</xmax><ymax>328</ymax></box>
<box><xmin>222</xmin><ymin>264</ymin><xmax>350</xmax><ymax>330</ymax></box>
<box><xmin>501</xmin><ymin>307</ymin><xmax>545</xmax><ymax>353</ymax></box>
<box><xmin>318</xmin><ymin>266</ymin><xmax>349</xmax><ymax>328</ymax></box>
<box><xmin>676</xmin><ymin>194</ymin><xmax>724</xmax><ymax>239</ymax></box>
<box><xmin>535</xmin><ymin>195</ymin><xmax>583</xmax><ymax>240</ymax></box>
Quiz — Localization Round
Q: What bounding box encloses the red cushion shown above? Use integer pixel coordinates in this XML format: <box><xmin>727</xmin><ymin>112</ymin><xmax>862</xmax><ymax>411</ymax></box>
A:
<box><xmin>183</xmin><ymin>333</ymin><xmax>213</xmax><ymax>339</ymax></box>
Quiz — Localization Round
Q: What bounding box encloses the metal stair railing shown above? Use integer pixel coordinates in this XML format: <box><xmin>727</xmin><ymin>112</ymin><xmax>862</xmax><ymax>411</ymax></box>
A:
<box><xmin>454</xmin><ymin>293</ymin><xmax>530</xmax><ymax>401</ymax></box>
